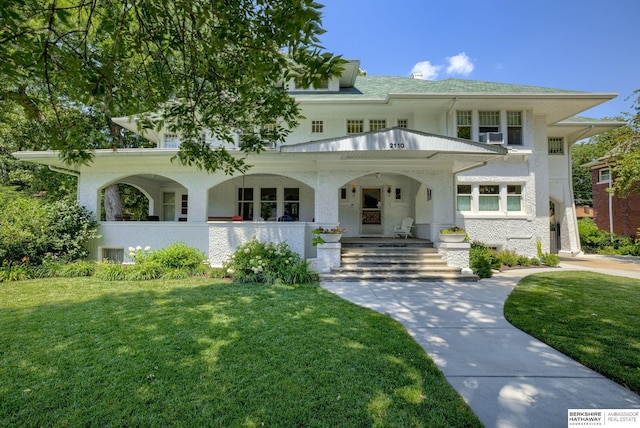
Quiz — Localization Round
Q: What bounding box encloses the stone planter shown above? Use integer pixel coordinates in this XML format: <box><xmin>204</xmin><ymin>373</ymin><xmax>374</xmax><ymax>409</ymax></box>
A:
<box><xmin>439</xmin><ymin>233</ymin><xmax>466</xmax><ymax>243</ymax></box>
<box><xmin>320</xmin><ymin>233</ymin><xmax>342</xmax><ymax>243</ymax></box>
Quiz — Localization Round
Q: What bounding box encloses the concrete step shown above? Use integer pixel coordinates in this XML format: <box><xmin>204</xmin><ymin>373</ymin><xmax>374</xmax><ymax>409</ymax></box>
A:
<box><xmin>319</xmin><ymin>271</ymin><xmax>478</xmax><ymax>282</ymax></box>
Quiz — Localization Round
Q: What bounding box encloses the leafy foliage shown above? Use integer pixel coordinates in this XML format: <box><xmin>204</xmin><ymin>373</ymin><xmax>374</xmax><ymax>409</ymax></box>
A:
<box><xmin>1</xmin><ymin>0</ymin><xmax>344</xmax><ymax>174</ymax></box>
<box><xmin>145</xmin><ymin>242</ymin><xmax>207</xmax><ymax>275</ymax></box>
<box><xmin>578</xmin><ymin>218</ymin><xmax>640</xmax><ymax>255</ymax></box>
<box><xmin>223</xmin><ymin>238</ymin><xmax>316</xmax><ymax>284</ymax></box>
<box><xmin>0</xmin><ymin>187</ymin><xmax>99</xmax><ymax>265</ymax></box>
<box><xmin>469</xmin><ymin>241</ymin><xmax>493</xmax><ymax>278</ymax></box>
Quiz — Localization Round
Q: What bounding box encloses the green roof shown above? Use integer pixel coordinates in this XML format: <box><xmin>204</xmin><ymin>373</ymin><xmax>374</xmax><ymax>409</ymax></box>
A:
<box><xmin>293</xmin><ymin>76</ymin><xmax>587</xmax><ymax>100</ymax></box>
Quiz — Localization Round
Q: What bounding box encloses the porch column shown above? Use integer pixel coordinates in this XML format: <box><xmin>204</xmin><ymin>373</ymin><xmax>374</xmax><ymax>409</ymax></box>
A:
<box><xmin>186</xmin><ymin>182</ymin><xmax>209</xmax><ymax>222</ymax></box>
<box><xmin>77</xmin><ymin>174</ymin><xmax>105</xmax><ymax>220</ymax></box>
<box><xmin>314</xmin><ymin>174</ymin><xmax>339</xmax><ymax>224</ymax></box>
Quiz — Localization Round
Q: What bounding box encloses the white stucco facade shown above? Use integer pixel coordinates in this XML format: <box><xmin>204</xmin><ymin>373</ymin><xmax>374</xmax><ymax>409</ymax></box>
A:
<box><xmin>14</xmin><ymin>60</ymin><xmax>623</xmax><ymax>268</ymax></box>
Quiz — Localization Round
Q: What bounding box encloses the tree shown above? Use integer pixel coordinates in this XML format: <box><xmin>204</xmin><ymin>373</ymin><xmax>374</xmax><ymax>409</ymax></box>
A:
<box><xmin>608</xmin><ymin>91</ymin><xmax>640</xmax><ymax>197</ymax></box>
<box><xmin>571</xmin><ymin>119</ymin><xmax>628</xmax><ymax>205</ymax></box>
<box><xmin>1</xmin><ymin>0</ymin><xmax>344</xmax><ymax>175</ymax></box>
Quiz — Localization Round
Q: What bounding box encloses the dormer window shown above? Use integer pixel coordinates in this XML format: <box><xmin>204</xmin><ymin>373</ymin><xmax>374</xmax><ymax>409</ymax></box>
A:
<box><xmin>291</xmin><ymin>77</ymin><xmax>331</xmax><ymax>91</ymax></box>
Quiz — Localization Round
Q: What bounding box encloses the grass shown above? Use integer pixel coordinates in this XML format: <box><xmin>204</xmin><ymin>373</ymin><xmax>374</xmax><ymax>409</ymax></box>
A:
<box><xmin>0</xmin><ymin>277</ymin><xmax>481</xmax><ymax>427</ymax></box>
<box><xmin>504</xmin><ymin>271</ymin><xmax>640</xmax><ymax>394</ymax></box>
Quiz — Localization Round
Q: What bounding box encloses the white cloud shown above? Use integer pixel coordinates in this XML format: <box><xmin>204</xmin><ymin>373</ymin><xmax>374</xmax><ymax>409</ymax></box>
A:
<box><xmin>410</xmin><ymin>61</ymin><xmax>441</xmax><ymax>80</ymax></box>
<box><xmin>446</xmin><ymin>52</ymin><xmax>474</xmax><ymax>76</ymax></box>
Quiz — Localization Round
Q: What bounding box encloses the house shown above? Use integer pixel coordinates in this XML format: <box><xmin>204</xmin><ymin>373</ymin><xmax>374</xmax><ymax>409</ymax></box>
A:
<box><xmin>14</xmin><ymin>59</ymin><xmax>623</xmax><ymax>270</ymax></box>
<box><xmin>583</xmin><ymin>152</ymin><xmax>640</xmax><ymax>237</ymax></box>
<box><xmin>575</xmin><ymin>205</ymin><xmax>594</xmax><ymax>220</ymax></box>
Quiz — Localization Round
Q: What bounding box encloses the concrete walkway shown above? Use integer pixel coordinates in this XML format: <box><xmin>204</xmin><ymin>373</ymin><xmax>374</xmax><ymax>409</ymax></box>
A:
<box><xmin>321</xmin><ymin>257</ymin><xmax>640</xmax><ymax>428</ymax></box>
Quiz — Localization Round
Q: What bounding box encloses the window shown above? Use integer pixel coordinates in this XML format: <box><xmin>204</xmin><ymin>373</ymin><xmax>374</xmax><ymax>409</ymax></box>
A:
<box><xmin>260</xmin><ymin>188</ymin><xmax>277</xmax><ymax>221</ymax></box>
<box><xmin>163</xmin><ymin>192</ymin><xmax>175</xmax><ymax>221</ymax></box>
<box><xmin>457</xmin><ymin>185</ymin><xmax>472</xmax><ymax>211</ymax></box>
<box><xmin>507</xmin><ymin>185</ymin><xmax>522</xmax><ymax>212</ymax></box>
<box><xmin>599</xmin><ymin>168</ymin><xmax>611</xmax><ymax>183</ymax></box>
<box><xmin>479</xmin><ymin>111</ymin><xmax>500</xmax><ymax>134</ymax></box>
<box><xmin>395</xmin><ymin>188</ymin><xmax>403</xmax><ymax>200</ymax></box>
<box><xmin>479</xmin><ymin>185</ymin><xmax>500</xmax><ymax>211</ymax></box>
<box><xmin>283</xmin><ymin>188</ymin><xmax>299</xmax><ymax>221</ymax></box>
<box><xmin>293</xmin><ymin>77</ymin><xmax>329</xmax><ymax>91</ymax></box>
<box><xmin>163</xmin><ymin>133</ymin><xmax>179</xmax><ymax>149</ymax></box>
<box><xmin>369</xmin><ymin>119</ymin><xmax>386</xmax><ymax>131</ymax></box>
<box><xmin>397</xmin><ymin>119</ymin><xmax>408</xmax><ymax>128</ymax></box>
<box><xmin>311</xmin><ymin>120</ymin><xmax>324</xmax><ymax>134</ymax></box>
<box><xmin>457</xmin><ymin>111</ymin><xmax>472</xmax><ymax>140</ymax></box>
<box><xmin>507</xmin><ymin>112</ymin><xmax>522</xmax><ymax>145</ymax></box>
<box><xmin>340</xmin><ymin>188</ymin><xmax>347</xmax><ymax>200</ymax></box>
<box><xmin>237</xmin><ymin>188</ymin><xmax>254</xmax><ymax>220</ymax></box>
<box><xmin>346</xmin><ymin>119</ymin><xmax>364</xmax><ymax>134</ymax></box>
<box><xmin>181</xmin><ymin>194</ymin><xmax>188</xmax><ymax>216</ymax></box>
<box><xmin>101</xmin><ymin>248</ymin><xmax>124</xmax><ymax>264</ymax></box>
<box><xmin>548</xmin><ymin>137</ymin><xmax>564</xmax><ymax>155</ymax></box>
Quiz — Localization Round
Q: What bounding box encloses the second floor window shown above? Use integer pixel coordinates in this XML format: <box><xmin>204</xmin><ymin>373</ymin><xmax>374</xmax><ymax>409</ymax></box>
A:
<box><xmin>479</xmin><ymin>111</ymin><xmax>500</xmax><ymax>134</ymax></box>
<box><xmin>507</xmin><ymin>111</ymin><xmax>522</xmax><ymax>145</ymax></box>
<box><xmin>311</xmin><ymin>120</ymin><xmax>324</xmax><ymax>134</ymax></box>
<box><xmin>164</xmin><ymin>133</ymin><xmax>179</xmax><ymax>149</ymax></box>
<box><xmin>369</xmin><ymin>119</ymin><xmax>386</xmax><ymax>131</ymax></box>
<box><xmin>457</xmin><ymin>111</ymin><xmax>472</xmax><ymax>140</ymax></box>
<box><xmin>548</xmin><ymin>137</ymin><xmax>564</xmax><ymax>155</ymax></box>
<box><xmin>347</xmin><ymin>119</ymin><xmax>364</xmax><ymax>134</ymax></box>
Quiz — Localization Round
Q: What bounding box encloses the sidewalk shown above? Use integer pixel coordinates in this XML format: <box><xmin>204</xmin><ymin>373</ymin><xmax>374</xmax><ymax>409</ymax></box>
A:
<box><xmin>559</xmin><ymin>253</ymin><xmax>640</xmax><ymax>279</ymax></box>
<box><xmin>321</xmin><ymin>263</ymin><xmax>640</xmax><ymax>427</ymax></box>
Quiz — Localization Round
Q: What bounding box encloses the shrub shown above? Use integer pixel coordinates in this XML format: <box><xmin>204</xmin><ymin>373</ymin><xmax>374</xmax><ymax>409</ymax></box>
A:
<box><xmin>496</xmin><ymin>250</ymin><xmax>518</xmax><ymax>267</ymax></box>
<box><xmin>161</xmin><ymin>268</ymin><xmax>191</xmax><ymax>280</ymax></box>
<box><xmin>0</xmin><ymin>262</ymin><xmax>32</xmax><ymax>282</ymax></box>
<box><xmin>126</xmin><ymin>261</ymin><xmax>163</xmax><ymax>281</ymax></box>
<box><xmin>469</xmin><ymin>241</ymin><xmax>493</xmax><ymax>279</ymax></box>
<box><xmin>33</xmin><ymin>258</ymin><xmax>66</xmax><ymax>278</ymax></box>
<box><xmin>540</xmin><ymin>253</ymin><xmax>560</xmax><ymax>267</ymax></box>
<box><xmin>94</xmin><ymin>262</ymin><xmax>128</xmax><ymax>281</ymax></box>
<box><xmin>146</xmin><ymin>242</ymin><xmax>207</xmax><ymax>274</ymax></box>
<box><xmin>224</xmin><ymin>238</ymin><xmax>316</xmax><ymax>284</ymax></box>
<box><xmin>517</xmin><ymin>256</ymin><xmax>531</xmax><ymax>266</ymax></box>
<box><xmin>59</xmin><ymin>261</ymin><xmax>96</xmax><ymax>277</ymax></box>
<box><xmin>46</xmin><ymin>199</ymin><xmax>100</xmax><ymax>261</ymax></box>
<box><xmin>0</xmin><ymin>188</ymin><xmax>99</xmax><ymax>265</ymax></box>
<box><xmin>0</xmin><ymin>187</ymin><xmax>49</xmax><ymax>265</ymax></box>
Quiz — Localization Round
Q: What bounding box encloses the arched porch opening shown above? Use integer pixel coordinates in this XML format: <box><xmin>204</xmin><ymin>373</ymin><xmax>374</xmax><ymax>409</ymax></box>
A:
<box><xmin>99</xmin><ymin>174</ymin><xmax>187</xmax><ymax>222</ymax></box>
<box><xmin>337</xmin><ymin>173</ymin><xmax>432</xmax><ymax>238</ymax></box>
<box><xmin>206</xmin><ymin>173</ymin><xmax>315</xmax><ymax>222</ymax></box>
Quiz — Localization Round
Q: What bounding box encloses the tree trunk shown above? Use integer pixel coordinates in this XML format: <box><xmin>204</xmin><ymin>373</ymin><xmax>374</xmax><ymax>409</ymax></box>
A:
<box><xmin>104</xmin><ymin>184</ymin><xmax>123</xmax><ymax>221</ymax></box>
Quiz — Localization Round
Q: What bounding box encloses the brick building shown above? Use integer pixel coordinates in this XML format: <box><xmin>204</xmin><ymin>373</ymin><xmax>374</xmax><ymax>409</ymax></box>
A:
<box><xmin>586</xmin><ymin>159</ymin><xmax>640</xmax><ymax>237</ymax></box>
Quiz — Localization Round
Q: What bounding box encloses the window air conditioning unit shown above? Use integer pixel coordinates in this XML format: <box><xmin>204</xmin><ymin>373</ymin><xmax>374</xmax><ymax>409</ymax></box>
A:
<box><xmin>479</xmin><ymin>132</ymin><xmax>504</xmax><ymax>145</ymax></box>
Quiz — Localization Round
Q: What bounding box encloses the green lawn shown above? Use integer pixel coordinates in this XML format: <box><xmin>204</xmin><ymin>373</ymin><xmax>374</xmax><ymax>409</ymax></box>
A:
<box><xmin>504</xmin><ymin>271</ymin><xmax>640</xmax><ymax>394</ymax></box>
<box><xmin>0</xmin><ymin>277</ymin><xmax>481</xmax><ymax>427</ymax></box>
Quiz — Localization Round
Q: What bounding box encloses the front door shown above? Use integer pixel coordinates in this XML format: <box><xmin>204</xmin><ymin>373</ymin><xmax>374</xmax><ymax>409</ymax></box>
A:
<box><xmin>361</xmin><ymin>188</ymin><xmax>382</xmax><ymax>235</ymax></box>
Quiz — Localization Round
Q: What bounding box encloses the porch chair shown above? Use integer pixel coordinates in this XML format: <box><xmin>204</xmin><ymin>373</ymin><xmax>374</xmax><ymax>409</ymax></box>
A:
<box><xmin>393</xmin><ymin>217</ymin><xmax>414</xmax><ymax>239</ymax></box>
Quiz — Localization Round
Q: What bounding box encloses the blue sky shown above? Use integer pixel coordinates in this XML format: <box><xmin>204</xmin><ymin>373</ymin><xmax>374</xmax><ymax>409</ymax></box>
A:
<box><xmin>318</xmin><ymin>0</ymin><xmax>639</xmax><ymax>120</ymax></box>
